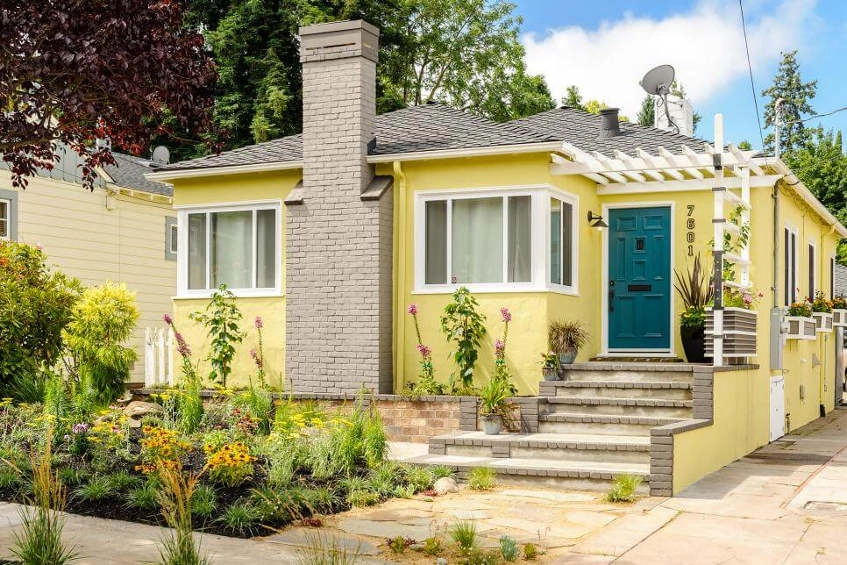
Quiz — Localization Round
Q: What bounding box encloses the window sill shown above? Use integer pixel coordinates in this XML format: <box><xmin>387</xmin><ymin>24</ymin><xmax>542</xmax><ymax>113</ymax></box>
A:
<box><xmin>173</xmin><ymin>290</ymin><xmax>284</xmax><ymax>300</ymax></box>
<box><xmin>412</xmin><ymin>285</ymin><xmax>579</xmax><ymax>296</ymax></box>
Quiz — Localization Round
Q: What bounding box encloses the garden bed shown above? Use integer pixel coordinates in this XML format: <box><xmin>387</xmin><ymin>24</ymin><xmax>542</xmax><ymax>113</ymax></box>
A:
<box><xmin>0</xmin><ymin>392</ymin><xmax>451</xmax><ymax>540</ymax></box>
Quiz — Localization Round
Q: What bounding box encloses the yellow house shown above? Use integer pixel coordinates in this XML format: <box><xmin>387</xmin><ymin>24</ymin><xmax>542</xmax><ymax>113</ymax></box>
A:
<box><xmin>148</xmin><ymin>20</ymin><xmax>847</xmax><ymax>495</ymax></box>
<box><xmin>1</xmin><ymin>147</ymin><xmax>176</xmax><ymax>382</ymax></box>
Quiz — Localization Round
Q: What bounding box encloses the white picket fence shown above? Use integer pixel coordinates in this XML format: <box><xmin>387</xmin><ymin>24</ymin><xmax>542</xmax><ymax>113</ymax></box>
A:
<box><xmin>144</xmin><ymin>327</ymin><xmax>175</xmax><ymax>387</ymax></box>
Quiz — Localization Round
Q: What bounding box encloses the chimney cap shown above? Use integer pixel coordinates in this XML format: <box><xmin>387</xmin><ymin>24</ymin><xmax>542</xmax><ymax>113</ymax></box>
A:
<box><xmin>598</xmin><ymin>107</ymin><xmax>621</xmax><ymax>139</ymax></box>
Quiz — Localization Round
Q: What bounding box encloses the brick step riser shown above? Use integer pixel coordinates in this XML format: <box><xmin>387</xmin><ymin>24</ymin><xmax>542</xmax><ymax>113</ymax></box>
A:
<box><xmin>541</xmin><ymin>403</ymin><xmax>692</xmax><ymax>418</ymax></box>
<box><xmin>454</xmin><ymin>469</ymin><xmax>651</xmax><ymax>494</ymax></box>
<box><xmin>440</xmin><ymin>443</ymin><xmax>649</xmax><ymax>465</ymax></box>
<box><xmin>556</xmin><ymin>371</ymin><xmax>694</xmax><ymax>384</ymax></box>
<box><xmin>536</xmin><ymin>420</ymin><xmax>656</xmax><ymax>436</ymax></box>
<box><xmin>553</xmin><ymin>386</ymin><xmax>691</xmax><ymax>401</ymax></box>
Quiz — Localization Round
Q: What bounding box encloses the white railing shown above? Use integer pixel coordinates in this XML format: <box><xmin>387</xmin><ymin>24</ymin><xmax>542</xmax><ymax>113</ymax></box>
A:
<box><xmin>144</xmin><ymin>327</ymin><xmax>174</xmax><ymax>387</ymax></box>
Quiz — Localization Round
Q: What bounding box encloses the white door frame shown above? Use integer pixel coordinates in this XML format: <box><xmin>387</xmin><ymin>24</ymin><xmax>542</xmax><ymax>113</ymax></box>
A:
<box><xmin>601</xmin><ymin>201</ymin><xmax>676</xmax><ymax>357</ymax></box>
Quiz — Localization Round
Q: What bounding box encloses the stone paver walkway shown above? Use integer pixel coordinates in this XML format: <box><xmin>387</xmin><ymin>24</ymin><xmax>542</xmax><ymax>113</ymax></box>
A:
<box><xmin>4</xmin><ymin>410</ymin><xmax>847</xmax><ymax>563</ymax></box>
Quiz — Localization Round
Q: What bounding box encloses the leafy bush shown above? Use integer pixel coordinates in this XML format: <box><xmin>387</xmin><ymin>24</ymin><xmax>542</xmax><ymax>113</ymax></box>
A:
<box><xmin>430</xmin><ymin>465</ymin><xmax>455</xmax><ymax>480</ymax></box>
<box><xmin>105</xmin><ymin>470</ymin><xmax>141</xmax><ymax>492</ymax></box>
<box><xmin>606</xmin><ymin>474</ymin><xmax>642</xmax><ymax>503</ymax></box>
<box><xmin>73</xmin><ymin>475</ymin><xmax>115</xmax><ymax>502</ymax></box>
<box><xmin>0</xmin><ymin>242</ymin><xmax>81</xmax><ymax>400</ymax></box>
<box><xmin>126</xmin><ymin>482</ymin><xmax>159</xmax><ymax>511</ymax></box>
<box><xmin>232</xmin><ymin>386</ymin><xmax>273</xmax><ymax>435</ymax></box>
<box><xmin>440</xmin><ymin>287</ymin><xmax>486</xmax><ymax>390</ymax></box>
<box><xmin>402</xmin><ymin>465</ymin><xmax>435</xmax><ymax>492</ymax></box>
<box><xmin>189</xmin><ymin>285</ymin><xmax>245</xmax><ymax>387</ymax></box>
<box><xmin>63</xmin><ymin>282</ymin><xmax>139</xmax><ymax>403</ymax></box>
<box><xmin>467</xmin><ymin>467</ymin><xmax>496</xmax><ymax>491</ymax></box>
<box><xmin>306</xmin><ymin>397</ymin><xmax>386</xmax><ymax>479</ymax></box>
<box><xmin>523</xmin><ymin>542</ymin><xmax>538</xmax><ymax>560</ymax></box>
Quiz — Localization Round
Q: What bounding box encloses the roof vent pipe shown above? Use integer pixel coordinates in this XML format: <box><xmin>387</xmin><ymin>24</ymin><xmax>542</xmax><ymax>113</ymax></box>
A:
<box><xmin>598</xmin><ymin>108</ymin><xmax>621</xmax><ymax>139</ymax></box>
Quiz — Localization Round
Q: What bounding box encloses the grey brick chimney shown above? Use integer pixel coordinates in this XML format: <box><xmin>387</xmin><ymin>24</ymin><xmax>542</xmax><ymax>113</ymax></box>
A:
<box><xmin>285</xmin><ymin>20</ymin><xmax>393</xmax><ymax>393</ymax></box>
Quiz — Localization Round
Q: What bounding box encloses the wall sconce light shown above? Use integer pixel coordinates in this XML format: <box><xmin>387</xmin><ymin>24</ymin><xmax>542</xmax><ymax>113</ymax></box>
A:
<box><xmin>587</xmin><ymin>211</ymin><xmax>608</xmax><ymax>230</ymax></box>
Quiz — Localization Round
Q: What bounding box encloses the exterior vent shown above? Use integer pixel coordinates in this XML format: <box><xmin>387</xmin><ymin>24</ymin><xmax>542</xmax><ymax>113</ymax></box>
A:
<box><xmin>598</xmin><ymin>108</ymin><xmax>621</xmax><ymax>139</ymax></box>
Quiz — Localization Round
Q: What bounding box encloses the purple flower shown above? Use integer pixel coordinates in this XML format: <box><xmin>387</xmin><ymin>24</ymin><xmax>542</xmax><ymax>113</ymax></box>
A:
<box><xmin>500</xmin><ymin>307</ymin><xmax>512</xmax><ymax>323</ymax></box>
<box><xmin>63</xmin><ymin>434</ymin><xmax>70</xmax><ymax>442</ymax></box>
<box><xmin>72</xmin><ymin>423</ymin><xmax>89</xmax><ymax>435</ymax></box>
<box><xmin>174</xmin><ymin>332</ymin><xmax>191</xmax><ymax>358</ymax></box>
<box><xmin>407</xmin><ymin>304</ymin><xmax>418</xmax><ymax>316</ymax></box>
<box><xmin>495</xmin><ymin>339</ymin><xmax>505</xmax><ymax>353</ymax></box>
<box><xmin>254</xmin><ymin>316</ymin><xmax>263</xmax><ymax>329</ymax></box>
<box><xmin>162</xmin><ymin>314</ymin><xmax>173</xmax><ymax>326</ymax></box>
<box><xmin>416</xmin><ymin>343</ymin><xmax>431</xmax><ymax>357</ymax></box>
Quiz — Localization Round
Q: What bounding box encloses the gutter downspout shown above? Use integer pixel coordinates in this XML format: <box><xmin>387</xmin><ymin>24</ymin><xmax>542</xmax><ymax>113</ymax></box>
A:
<box><xmin>393</xmin><ymin>161</ymin><xmax>407</xmax><ymax>393</ymax></box>
<box><xmin>773</xmin><ymin>180</ymin><xmax>780</xmax><ymax>310</ymax></box>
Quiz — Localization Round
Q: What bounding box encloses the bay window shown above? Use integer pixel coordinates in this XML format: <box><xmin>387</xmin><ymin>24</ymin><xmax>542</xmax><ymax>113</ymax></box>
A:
<box><xmin>416</xmin><ymin>187</ymin><xmax>577</xmax><ymax>293</ymax></box>
<box><xmin>178</xmin><ymin>203</ymin><xmax>281</xmax><ymax>296</ymax></box>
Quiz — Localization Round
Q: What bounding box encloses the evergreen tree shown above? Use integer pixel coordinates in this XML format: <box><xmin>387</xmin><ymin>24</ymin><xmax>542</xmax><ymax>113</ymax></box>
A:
<box><xmin>637</xmin><ymin>95</ymin><xmax>655</xmax><ymax>127</ymax></box>
<box><xmin>562</xmin><ymin>85</ymin><xmax>584</xmax><ymax>110</ymax></box>
<box><xmin>761</xmin><ymin>50</ymin><xmax>817</xmax><ymax>155</ymax></box>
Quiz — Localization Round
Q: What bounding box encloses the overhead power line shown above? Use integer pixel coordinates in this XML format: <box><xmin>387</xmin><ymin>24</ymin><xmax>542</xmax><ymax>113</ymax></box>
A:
<box><xmin>787</xmin><ymin>105</ymin><xmax>847</xmax><ymax>125</ymax></box>
<box><xmin>738</xmin><ymin>0</ymin><xmax>764</xmax><ymax>148</ymax></box>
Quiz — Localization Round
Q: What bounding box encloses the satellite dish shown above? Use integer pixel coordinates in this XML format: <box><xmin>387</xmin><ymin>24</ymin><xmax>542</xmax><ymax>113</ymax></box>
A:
<box><xmin>639</xmin><ymin>64</ymin><xmax>675</xmax><ymax>96</ymax></box>
<box><xmin>639</xmin><ymin>64</ymin><xmax>679</xmax><ymax>134</ymax></box>
<box><xmin>151</xmin><ymin>145</ymin><xmax>170</xmax><ymax>165</ymax></box>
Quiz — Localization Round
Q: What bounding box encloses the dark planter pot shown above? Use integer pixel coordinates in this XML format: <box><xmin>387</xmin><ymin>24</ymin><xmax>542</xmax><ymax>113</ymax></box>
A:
<box><xmin>542</xmin><ymin>366</ymin><xmax>560</xmax><ymax>381</ymax></box>
<box><xmin>681</xmin><ymin>324</ymin><xmax>710</xmax><ymax>363</ymax></box>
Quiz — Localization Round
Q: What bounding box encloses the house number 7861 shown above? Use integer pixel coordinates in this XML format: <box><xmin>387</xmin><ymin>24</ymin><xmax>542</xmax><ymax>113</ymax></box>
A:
<box><xmin>686</xmin><ymin>205</ymin><xmax>695</xmax><ymax>257</ymax></box>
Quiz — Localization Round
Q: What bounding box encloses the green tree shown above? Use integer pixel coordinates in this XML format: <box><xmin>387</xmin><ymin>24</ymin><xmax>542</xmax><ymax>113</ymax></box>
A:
<box><xmin>190</xmin><ymin>286</ymin><xmax>245</xmax><ymax>387</ymax></box>
<box><xmin>762</xmin><ymin>50</ymin><xmax>817</xmax><ymax>155</ymax></box>
<box><xmin>737</xmin><ymin>140</ymin><xmax>752</xmax><ymax>151</ymax></box>
<box><xmin>637</xmin><ymin>95</ymin><xmax>654</xmax><ymax>127</ymax></box>
<box><xmin>562</xmin><ymin>85</ymin><xmax>584</xmax><ymax>110</ymax></box>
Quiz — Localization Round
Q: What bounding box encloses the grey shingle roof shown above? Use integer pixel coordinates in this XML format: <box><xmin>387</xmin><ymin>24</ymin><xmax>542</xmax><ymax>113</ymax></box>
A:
<box><xmin>158</xmin><ymin>103</ymin><xmax>712</xmax><ymax>173</ymax></box>
<box><xmin>512</xmin><ymin>106</ymin><xmax>708</xmax><ymax>157</ymax></box>
<box><xmin>104</xmin><ymin>153</ymin><xmax>173</xmax><ymax>196</ymax></box>
<box><xmin>158</xmin><ymin>104</ymin><xmax>555</xmax><ymax>172</ymax></box>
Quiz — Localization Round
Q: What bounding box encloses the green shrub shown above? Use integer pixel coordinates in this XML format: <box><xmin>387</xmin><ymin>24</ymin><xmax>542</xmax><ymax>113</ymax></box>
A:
<box><xmin>430</xmin><ymin>465</ymin><xmax>455</xmax><ymax>480</ymax></box>
<box><xmin>190</xmin><ymin>484</ymin><xmax>217</xmax><ymax>518</ymax></box>
<box><xmin>440</xmin><ymin>287</ymin><xmax>486</xmax><ymax>390</ymax></box>
<box><xmin>467</xmin><ymin>467</ymin><xmax>496</xmax><ymax>491</ymax></box>
<box><xmin>252</xmin><ymin>485</ymin><xmax>310</xmax><ymax>523</ymax></box>
<box><xmin>302</xmin><ymin>486</ymin><xmax>337</xmax><ymax>514</ymax></box>
<box><xmin>450</xmin><ymin>520</ymin><xmax>478</xmax><ymax>556</ymax></box>
<box><xmin>523</xmin><ymin>542</ymin><xmax>538</xmax><ymax>560</ymax></box>
<box><xmin>499</xmin><ymin>535</ymin><xmax>518</xmax><ymax>562</ymax></box>
<box><xmin>402</xmin><ymin>465</ymin><xmax>434</xmax><ymax>492</ymax></box>
<box><xmin>126</xmin><ymin>482</ymin><xmax>159</xmax><ymax>512</ymax></box>
<box><xmin>0</xmin><ymin>242</ymin><xmax>81</xmax><ymax>401</ymax></box>
<box><xmin>0</xmin><ymin>466</ymin><xmax>22</xmax><ymax>490</ymax></box>
<box><xmin>178</xmin><ymin>378</ymin><xmax>204</xmax><ymax>434</ymax></box>
<box><xmin>346</xmin><ymin>489</ymin><xmax>380</xmax><ymax>508</ymax></box>
<box><xmin>306</xmin><ymin>397</ymin><xmax>386</xmax><ymax>479</ymax></box>
<box><xmin>606</xmin><ymin>474</ymin><xmax>642</xmax><ymax>503</ymax></box>
<box><xmin>73</xmin><ymin>475</ymin><xmax>115</xmax><ymax>502</ymax></box>
<box><xmin>218</xmin><ymin>500</ymin><xmax>262</xmax><ymax>536</ymax></box>
<box><xmin>233</xmin><ymin>386</ymin><xmax>273</xmax><ymax>435</ymax></box>
<box><xmin>63</xmin><ymin>282</ymin><xmax>139</xmax><ymax>404</ymax></box>
<box><xmin>422</xmin><ymin>536</ymin><xmax>443</xmax><ymax>556</ymax></box>
<box><xmin>105</xmin><ymin>470</ymin><xmax>141</xmax><ymax>492</ymax></box>
<box><xmin>56</xmin><ymin>467</ymin><xmax>88</xmax><ymax>488</ymax></box>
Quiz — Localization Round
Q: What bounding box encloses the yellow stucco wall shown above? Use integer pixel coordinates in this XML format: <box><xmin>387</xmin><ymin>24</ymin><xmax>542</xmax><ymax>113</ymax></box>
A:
<box><xmin>169</xmin><ymin>170</ymin><xmax>300</xmax><ymax>388</ymax></box>
<box><xmin>671</xmin><ymin>182</ymin><xmax>841</xmax><ymax>494</ymax></box>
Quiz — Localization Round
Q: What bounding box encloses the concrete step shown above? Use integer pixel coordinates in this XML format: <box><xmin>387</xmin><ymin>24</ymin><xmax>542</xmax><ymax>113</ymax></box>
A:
<box><xmin>542</xmin><ymin>397</ymin><xmax>693</xmax><ymax>418</ymax></box>
<box><xmin>537</xmin><ymin>412</ymin><xmax>685</xmax><ymax>436</ymax></box>
<box><xmin>406</xmin><ymin>453</ymin><xmax>650</xmax><ymax>493</ymax></box>
<box><xmin>548</xmin><ymin>380</ymin><xmax>692</xmax><ymax>400</ymax></box>
<box><xmin>431</xmin><ymin>431</ymin><xmax>650</xmax><ymax>465</ymax></box>
<box><xmin>553</xmin><ymin>362</ymin><xmax>696</xmax><ymax>385</ymax></box>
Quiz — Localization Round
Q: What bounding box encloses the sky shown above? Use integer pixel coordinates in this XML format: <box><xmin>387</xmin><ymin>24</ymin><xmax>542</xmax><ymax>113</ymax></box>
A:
<box><xmin>515</xmin><ymin>0</ymin><xmax>847</xmax><ymax>149</ymax></box>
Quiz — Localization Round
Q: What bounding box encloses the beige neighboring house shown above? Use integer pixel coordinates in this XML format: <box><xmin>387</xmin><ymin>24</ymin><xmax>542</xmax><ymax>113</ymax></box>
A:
<box><xmin>0</xmin><ymin>146</ymin><xmax>176</xmax><ymax>382</ymax></box>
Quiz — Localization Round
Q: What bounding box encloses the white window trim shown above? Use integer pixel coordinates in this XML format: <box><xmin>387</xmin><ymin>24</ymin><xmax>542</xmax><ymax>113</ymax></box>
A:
<box><xmin>808</xmin><ymin>238</ymin><xmax>817</xmax><ymax>300</ymax></box>
<box><xmin>412</xmin><ymin>184</ymin><xmax>579</xmax><ymax>295</ymax></box>
<box><xmin>784</xmin><ymin>224</ymin><xmax>799</xmax><ymax>305</ymax></box>
<box><xmin>176</xmin><ymin>200</ymin><xmax>282</xmax><ymax>299</ymax></box>
<box><xmin>0</xmin><ymin>198</ymin><xmax>10</xmax><ymax>241</ymax></box>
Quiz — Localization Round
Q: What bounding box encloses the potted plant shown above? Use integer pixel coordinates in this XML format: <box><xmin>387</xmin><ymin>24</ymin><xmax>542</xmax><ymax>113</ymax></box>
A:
<box><xmin>478</xmin><ymin>378</ymin><xmax>510</xmax><ymax>435</ymax></box>
<box><xmin>539</xmin><ymin>352</ymin><xmax>560</xmax><ymax>381</ymax></box>
<box><xmin>833</xmin><ymin>296</ymin><xmax>847</xmax><ymax>327</ymax></box>
<box><xmin>811</xmin><ymin>291</ymin><xmax>834</xmax><ymax>332</ymax></box>
<box><xmin>673</xmin><ymin>255</ymin><xmax>714</xmax><ymax>363</ymax></box>
<box><xmin>548</xmin><ymin>321</ymin><xmax>588</xmax><ymax>365</ymax></box>
<box><xmin>785</xmin><ymin>300</ymin><xmax>816</xmax><ymax>340</ymax></box>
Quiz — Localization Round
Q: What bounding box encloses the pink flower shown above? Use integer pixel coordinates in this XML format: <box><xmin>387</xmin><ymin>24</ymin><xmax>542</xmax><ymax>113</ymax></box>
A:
<box><xmin>407</xmin><ymin>304</ymin><xmax>418</xmax><ymax>316</ymax></box>
<box><xmin>500</xmin><ymin>307</ymin><xmax>511</xmax><ymax>323</ymax></box>
<box><xmin>254</xmin><ymin>316</ymin><xmax>263</xmax><ymax>329</ymax></box>
<box><xmin>250</xmin><ymin>348</ymin><xmax>263</xmax><ymax>369</ymax></box>
<box><xmin>162</xmin><ymin>314</ymin><xmax>173</xmax><ymax>326</ymax></box>
<box><xmin>416</xmin><ymin>343</ymin><xmax>431</xmax><ymax>357</ymax></box>
<box><xmin>174</xmin><ymin>332</ymin><xmax>191</xmax><ymax>358</ymax></box>
<box><xmin>495</xmin><ymin>339</ymin><xmax>505</xmax><ymax>353</ymax></box>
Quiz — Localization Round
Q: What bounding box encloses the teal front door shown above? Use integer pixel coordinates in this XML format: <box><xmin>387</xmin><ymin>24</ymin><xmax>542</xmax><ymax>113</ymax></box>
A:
<box><xmin>608</xmin><ymin>206</ymin><xmax>671</xmax><ymax>351</ymax></box>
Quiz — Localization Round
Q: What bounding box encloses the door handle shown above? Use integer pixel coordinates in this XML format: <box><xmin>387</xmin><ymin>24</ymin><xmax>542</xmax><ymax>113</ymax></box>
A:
<box><xmin>609</xmin><ymin>288</ymin><xmax>614</xmax><ymax>312</ymax></box>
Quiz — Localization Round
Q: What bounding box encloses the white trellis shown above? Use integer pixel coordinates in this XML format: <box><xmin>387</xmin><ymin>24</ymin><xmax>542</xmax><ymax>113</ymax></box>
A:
<box><xmin>144</xmin><ymin>327</ymin><xmax>174</xmax><ymax>387</ymax></box>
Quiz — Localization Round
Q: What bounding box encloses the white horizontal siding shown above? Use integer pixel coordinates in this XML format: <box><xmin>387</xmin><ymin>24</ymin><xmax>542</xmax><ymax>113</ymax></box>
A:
<box><xmin>4</xmin><ymin>174</ymin><xmax>176</xmax><ymax>381</ymax></box>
